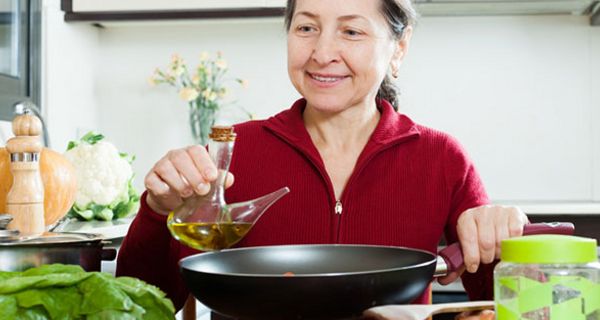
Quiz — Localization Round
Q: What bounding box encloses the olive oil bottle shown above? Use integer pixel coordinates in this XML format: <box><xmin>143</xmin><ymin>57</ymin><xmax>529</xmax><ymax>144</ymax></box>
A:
<box><xmin>166</xmin><ymin>220</ymin><xmax>253</xmax><ymax>251</ymax></box>
<box><xmin>167</xmin><ymin>126</ymin><xmax>289</xmax><ymax>251</ymax></box>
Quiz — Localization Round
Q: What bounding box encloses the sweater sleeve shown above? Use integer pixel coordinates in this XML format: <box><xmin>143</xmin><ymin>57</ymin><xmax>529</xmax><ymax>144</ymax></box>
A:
<box><xmin>116</xmin><ymin>191</ymin><xmax>190</xmax><ymax>310</ymax></box>
<box><xmin>441</xmin><ymin>136</ymin><xmax>494</xmax><ymax>300</ymax></box>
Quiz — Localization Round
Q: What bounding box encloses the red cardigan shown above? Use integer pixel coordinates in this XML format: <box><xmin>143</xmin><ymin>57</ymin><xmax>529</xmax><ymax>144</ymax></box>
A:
<box><xmin>116</xmin><ymin>99</ymin><xmax>492</xmax><ymax>310</ymax></box>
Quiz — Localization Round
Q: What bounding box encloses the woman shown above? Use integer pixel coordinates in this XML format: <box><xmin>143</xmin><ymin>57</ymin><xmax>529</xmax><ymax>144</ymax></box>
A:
<box><xmin>117</xmin><ymin>0</ymin><xmax>527</xmax><ymax>317</ymax></box>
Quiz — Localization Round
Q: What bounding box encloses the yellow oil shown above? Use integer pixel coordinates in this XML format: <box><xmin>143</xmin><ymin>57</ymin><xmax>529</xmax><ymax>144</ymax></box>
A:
<box><xmin>167</xmin><ymin>213</ymin><xmax>253</xmax><ymax>251</ymax></box>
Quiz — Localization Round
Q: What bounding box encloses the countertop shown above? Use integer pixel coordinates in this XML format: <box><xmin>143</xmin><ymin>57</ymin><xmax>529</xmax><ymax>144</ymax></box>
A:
<box><xmin>56</xmin><ymin>217</ymin><xmax>134</xmax><ymax>239</ymax></box>
<box><xmin>55</xmin><ymin>202</ymin><xmax>600</xmax><ymax>239</ymax></box>
<box><xmin>499</xmin><ymin>202</ymin><xmax>600</xmax><ymax>215</ymax></box>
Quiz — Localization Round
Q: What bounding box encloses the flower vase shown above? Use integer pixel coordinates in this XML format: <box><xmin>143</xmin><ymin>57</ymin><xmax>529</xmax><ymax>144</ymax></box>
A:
<box><xmin>189</xmin><ymin>100</ymin><xmax>217</xmax><ymax>146</ymax></box>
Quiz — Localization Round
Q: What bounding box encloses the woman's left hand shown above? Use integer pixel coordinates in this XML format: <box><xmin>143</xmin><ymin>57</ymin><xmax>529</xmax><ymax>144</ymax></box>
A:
<box><xmin>438</xmin><ymin>205</ymin><xmax>528</xmax><ymax>284</ymax></box>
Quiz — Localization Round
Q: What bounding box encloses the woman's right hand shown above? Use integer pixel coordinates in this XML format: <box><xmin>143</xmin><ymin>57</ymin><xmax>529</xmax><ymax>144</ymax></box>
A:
<box><xmin>144</xmin><ymin>145</ymin><xmax>234</xmax><ymax>215</ymax></box>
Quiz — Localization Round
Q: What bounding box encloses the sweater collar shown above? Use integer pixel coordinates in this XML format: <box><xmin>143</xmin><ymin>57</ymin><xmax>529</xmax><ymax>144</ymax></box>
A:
<box><xmin>263</xmin><ymin>98</ymin><xmax>420</xmax><ymax>148</ymax></box>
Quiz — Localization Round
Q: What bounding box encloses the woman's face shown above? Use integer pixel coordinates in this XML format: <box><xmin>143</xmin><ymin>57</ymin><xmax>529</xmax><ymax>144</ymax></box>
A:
<box><xmin>287</xmin><ymin>0</ymin><xmax>404</xmax><ymax>114</ymax></box>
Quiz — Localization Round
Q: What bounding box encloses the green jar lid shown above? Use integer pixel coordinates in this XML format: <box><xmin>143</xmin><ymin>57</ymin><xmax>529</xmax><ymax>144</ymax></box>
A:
<box><xmin>501</xmin><ymin>235</ymin><xmax>598</xmax><ymax>264</ymax></box>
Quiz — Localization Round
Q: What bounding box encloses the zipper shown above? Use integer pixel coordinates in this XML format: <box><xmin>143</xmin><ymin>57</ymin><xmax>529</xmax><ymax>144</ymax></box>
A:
<box><xmin>334</xmin><ymin>200</ymin><xmax>343</xmax><ymax>215</ymax></box>
<box><xmin>262</xmin><ymin>127</ymin><xmax>340</xmax><ymax>240</ymax></box>
<box><xmin>264</xmin><ymin>124</ymin><xmax>418</xmax><ymax>244</ymax></box>
<box><xmin>333</xmin><ymin>137</ymin><xmax>418</xmax><ymax>242</ymax></box>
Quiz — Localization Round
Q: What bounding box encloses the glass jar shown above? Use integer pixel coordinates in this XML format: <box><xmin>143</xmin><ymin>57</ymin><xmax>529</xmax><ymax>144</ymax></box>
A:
<box><xmin>495</xmin><ymin>235</ymin><xmax>600</xmax><ymax>320</ymax></box>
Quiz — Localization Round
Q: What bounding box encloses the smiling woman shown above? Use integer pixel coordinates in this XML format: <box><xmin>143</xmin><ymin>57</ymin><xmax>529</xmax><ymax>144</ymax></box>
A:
<box><xmin>116</xmin><ymin>0</ymin><xmax>529</xmax><ymax>318</ymax></box>
<box><xmin>285</xmin><ymin>0</ymin><xmax>414</xmax><ymax>114</ymax></box>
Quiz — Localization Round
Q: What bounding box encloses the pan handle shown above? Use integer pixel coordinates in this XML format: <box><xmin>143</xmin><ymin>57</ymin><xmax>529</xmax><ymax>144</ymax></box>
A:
<box><xmin>101</xmin><ymin>248</ymin><xmax>117</xmax><ymax>261</ymax></box>
<box><xmin>436</xmin><ymin>222</ymin><xmax>575</xmax><ymax>277</ymax></box>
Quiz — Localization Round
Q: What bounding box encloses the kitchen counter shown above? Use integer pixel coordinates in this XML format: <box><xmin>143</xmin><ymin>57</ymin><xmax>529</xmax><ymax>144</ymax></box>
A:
<box><xmin>499</xmin><ymin>202</ymin><xmax>600</xmax><ymax>215</ymax></box>
<box><xmin>54</xmin><ymin>202</ymin><xmax>600</xmax><ymax>238</ymax></box>
<box><xmin>56</xmin><ymin>217</ymin><xmax>133</xmax><ymax>239</ymax></box>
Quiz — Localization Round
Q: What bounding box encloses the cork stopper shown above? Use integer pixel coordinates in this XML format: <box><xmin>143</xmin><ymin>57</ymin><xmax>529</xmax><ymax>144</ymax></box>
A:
<box><xmin>6</xmin><ymin>111</ymin><xmax>43</xmax><ymax>155</ymax></box>
<box><xmin>209</xmin><ymin>126</ymin><xmax>236</xmax><ymax>142</ymax></box>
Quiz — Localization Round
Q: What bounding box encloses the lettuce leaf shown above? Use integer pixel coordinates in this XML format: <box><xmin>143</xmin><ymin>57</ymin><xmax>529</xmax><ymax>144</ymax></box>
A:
<box><xmin>0</xmin><ymin>264</ymin><xmax>175</xmax><ymax>320</ymax></box>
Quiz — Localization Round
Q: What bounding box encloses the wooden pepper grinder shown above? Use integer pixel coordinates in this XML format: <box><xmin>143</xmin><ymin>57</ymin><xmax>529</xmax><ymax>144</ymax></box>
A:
<box><xmin>5</xmin><ymin>109</ymin><xmax>45</xmax><ymax>237</ymax></box>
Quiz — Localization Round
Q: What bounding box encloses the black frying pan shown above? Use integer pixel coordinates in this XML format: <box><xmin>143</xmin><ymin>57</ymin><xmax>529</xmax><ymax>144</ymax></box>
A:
<box><xmin>179</xmin><ymin>222</ymin><xmax>574</xmax><ymax>320</ymax></box>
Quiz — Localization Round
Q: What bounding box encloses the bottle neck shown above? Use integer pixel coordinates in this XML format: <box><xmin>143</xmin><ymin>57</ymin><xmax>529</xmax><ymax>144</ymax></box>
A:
<box><xmin>207</xmin><ymin>139</ymin><xmax>234</xmax><ymax>204</ymax></box>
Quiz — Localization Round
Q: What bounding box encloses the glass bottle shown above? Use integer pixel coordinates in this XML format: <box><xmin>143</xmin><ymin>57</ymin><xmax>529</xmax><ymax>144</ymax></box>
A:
<box><xmin>167</xmin><ymin>126</ymin><xmax>289</xmax><ymax>251</ymax></box>
<box><xmin>495</xmin><ymin>235</ymin><xmax>600</xmax><ymax>320</ymax></box>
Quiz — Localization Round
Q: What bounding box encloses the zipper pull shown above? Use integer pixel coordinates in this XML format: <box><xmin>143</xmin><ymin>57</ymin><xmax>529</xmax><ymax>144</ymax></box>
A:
<box><xmin>335</xmin><ymin>200</ymin><xmax>343</xmax><ymax>215</ymax></box>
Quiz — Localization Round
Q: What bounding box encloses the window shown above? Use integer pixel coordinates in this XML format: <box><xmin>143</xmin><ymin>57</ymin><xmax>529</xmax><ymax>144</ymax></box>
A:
<box><xmin>0</xmin><ymin>0</ymin><xmax>41</xmax><ymax>121</ymax></box>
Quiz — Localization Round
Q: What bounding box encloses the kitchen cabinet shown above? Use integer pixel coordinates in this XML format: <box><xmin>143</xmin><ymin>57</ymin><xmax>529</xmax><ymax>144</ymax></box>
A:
<box><xmin>61</xmin><ymin>0</ymin><xmax>600</xmax><ymax>25</ymax></box>
<box><xmin>61</xmin><ymin>0</ymin><xmax>285</xmax><ymax>22</ymax></box>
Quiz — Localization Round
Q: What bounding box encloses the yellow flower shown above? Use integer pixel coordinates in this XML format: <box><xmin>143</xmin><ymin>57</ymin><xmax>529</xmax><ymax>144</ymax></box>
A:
<box><xmin>171</xmin><ymin>64</ymin><xmax>184</xmax><ymax>77</ymax></box>
<box><xmin>170</xmin><ymin>54</ymin><xmax>185</xmax><ymax>76</ymax></box>
<box><xmin>152</xmin><ymin>51</ymin><xmax>251</xmax><ymax>122</ymax></box>
<box><xmin>192</xmin><ymin>75</ymin><xmax>200</xmax><ymax>86</ymax></box>
<box><xmin>199</xmin><ymin>51</ymin><xmax>210</xmax><ymax>61</ymax></box>
<box><xmin>179</xmin><ymin>87</ymin><xmax>199</xmax><ymax>101</ymax></box>
<box><xmin>171</xmin><ymin>53</ymin><xmax>182</xmax><ymax>64</ymax></box>
<box><xmin>215</xmin><ymin>59</ymin><xmax>228</xmax><ymax>70</ymax></box>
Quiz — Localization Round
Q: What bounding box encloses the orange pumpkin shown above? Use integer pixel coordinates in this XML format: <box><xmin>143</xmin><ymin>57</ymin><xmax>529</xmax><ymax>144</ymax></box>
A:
<box><xmin>0</xmin><ymin>147</ymin><xmax>77</xmax><ymax>226</ymax></box>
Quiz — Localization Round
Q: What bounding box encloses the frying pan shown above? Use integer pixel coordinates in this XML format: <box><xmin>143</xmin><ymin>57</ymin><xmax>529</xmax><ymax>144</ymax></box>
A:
<box><xmin>179</xmin><ymin>222</ymin><xmax>574</xmax><ymax>320</ymax></box>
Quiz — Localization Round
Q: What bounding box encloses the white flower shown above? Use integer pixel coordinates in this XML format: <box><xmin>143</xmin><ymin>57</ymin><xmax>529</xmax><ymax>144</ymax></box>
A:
<box><xmin>208</xmin><ymin>91</ymin><xmax>217</xmax><ymax>101</ymax></box>
<box><xmin>202</xmin><ymin>88</ymin><xmax>212</xmax><ymax>99</ymax></box>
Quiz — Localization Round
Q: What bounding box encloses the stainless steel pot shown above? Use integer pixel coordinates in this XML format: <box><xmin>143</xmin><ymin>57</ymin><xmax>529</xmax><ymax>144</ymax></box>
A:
<box><xmin>0</xmin><ymin>215</ymin><xmax>116</xmax><ymax>272</ymax></box>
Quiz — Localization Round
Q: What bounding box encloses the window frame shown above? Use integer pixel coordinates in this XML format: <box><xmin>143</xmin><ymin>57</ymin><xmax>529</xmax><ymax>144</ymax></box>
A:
<box><xmin>0</xmin><ymin>0</ymin><xmax>41</xmax><ymax>121</ymax></box>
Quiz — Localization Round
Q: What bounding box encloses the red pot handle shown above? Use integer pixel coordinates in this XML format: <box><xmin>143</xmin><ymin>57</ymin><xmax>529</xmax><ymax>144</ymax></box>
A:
<box><xmin>438</xmin><ymin>222</ymin><xmax>575</xmax><ymax>274</ymax></box>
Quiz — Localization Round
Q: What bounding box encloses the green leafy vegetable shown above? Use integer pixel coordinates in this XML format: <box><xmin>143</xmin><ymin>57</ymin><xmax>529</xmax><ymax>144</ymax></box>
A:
<box><xmin>67</xmin><ymin>132</ymin><xmax>105</xmax><ymax>151</ymax></box>
<box><xmin>0</xmin><ymin>264</ymin><xmax>175</xmax><ymax>320</ymax></box>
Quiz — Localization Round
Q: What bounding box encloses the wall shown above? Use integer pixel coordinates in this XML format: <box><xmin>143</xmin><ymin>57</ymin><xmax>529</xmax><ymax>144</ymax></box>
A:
<box><xmin>397</xmin><ymin>15</ymin><xmax>599</xmax><ymax>202</ymax></box>
<box><xmin>592</xmin><ymin>23</ymin><xmax>600</xmax><ymax>202</ymax></box>
<box><xmin>3</xmin><ymin>11</ymin><xmax>599</xmax><ymax>204</ymax></box>
<box><xmin>92</xmin><ymin>15</ymin><xmax>600</xmax><ymax>203</ymax></box>
<box><xmin>93</xmin><ymin>18</ymin><xmax>297</xmax><ymax>192</ymax></box>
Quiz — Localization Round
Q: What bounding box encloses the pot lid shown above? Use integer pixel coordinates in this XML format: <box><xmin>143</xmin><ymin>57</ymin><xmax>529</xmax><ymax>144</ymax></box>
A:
<box><xmin>0</xmin><ymin>231</ymin><xmax>105</xmax><ymax>246</ymax></box>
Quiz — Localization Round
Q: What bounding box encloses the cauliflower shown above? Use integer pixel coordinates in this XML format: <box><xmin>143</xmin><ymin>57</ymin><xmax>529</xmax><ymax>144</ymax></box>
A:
<box><xmin>64</xmin><ymin>132</ymin><xmax>140</xmax><ymax>221</ymax></box>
